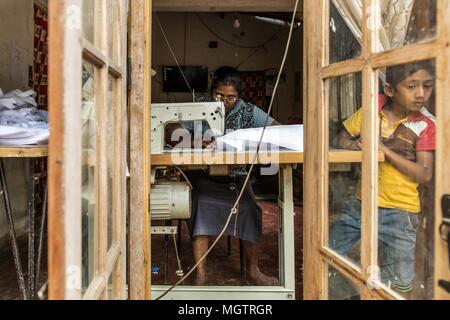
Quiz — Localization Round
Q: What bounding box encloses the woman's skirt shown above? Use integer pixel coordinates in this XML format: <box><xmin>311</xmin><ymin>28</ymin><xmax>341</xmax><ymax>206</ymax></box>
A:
<box><xmin>186</xmin><ymin>172</ymin><xmax>262</xmax><ymax>244</ymax></box>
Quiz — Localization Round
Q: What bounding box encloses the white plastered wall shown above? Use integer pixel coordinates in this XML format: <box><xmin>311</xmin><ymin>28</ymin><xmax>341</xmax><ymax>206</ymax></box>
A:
<box><xmin>151</xmin><ymin>12</ymin><xmax>303</xmax><ymax>123</ymax></box>
<box><xmin>0</xmin><ymin>0</ymin><xmax>47</xmax><ymax>243</ymax></box>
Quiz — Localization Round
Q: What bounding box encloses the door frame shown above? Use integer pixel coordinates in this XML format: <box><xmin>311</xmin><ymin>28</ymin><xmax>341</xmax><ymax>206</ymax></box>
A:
<box><xmin>303</xmin><ymin>0</ymin><xmax>450</xmax><ymax>300</ymax></box>
<box><xmin>48</xmin><ymin>0</ymin><xmax>130</xmax><ymax>300</ymax></box>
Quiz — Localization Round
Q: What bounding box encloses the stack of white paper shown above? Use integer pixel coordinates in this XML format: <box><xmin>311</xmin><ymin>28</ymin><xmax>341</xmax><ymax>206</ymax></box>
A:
<box><xmin>215</xmin><ymin>125</ymin><xmax>303</xmax><ymax>152</ymax></box>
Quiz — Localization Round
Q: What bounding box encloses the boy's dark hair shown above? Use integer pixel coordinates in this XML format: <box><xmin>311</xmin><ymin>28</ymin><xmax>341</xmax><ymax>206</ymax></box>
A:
<box><xmin>211</xmin><ymin>66</ymin><xmax>241</xmax><ymax>95</ymax></box>
<box><xmin>386</xmin><ymin>60</ymin><xmax>435</xmax><ymax>89</ymax></box>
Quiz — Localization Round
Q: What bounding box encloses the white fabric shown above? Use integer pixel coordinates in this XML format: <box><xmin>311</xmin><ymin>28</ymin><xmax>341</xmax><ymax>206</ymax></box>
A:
<box><xmin>332</xmin><ymin>0</ymin><xmax>414</xmax><ymax>51</ymax></box>
<box><xmin>0</xmin><ymin>88</ymin><xmax>49</xmax><ymax>145</ymax></box>
<box><xmin>215</xmin><ymin>125</ymin><xmax>303</xmax><ymax>152</ymax></box>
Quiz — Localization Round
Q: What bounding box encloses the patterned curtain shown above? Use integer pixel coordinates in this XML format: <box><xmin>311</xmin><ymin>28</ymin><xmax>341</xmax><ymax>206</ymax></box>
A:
<box><xmin>34</xmin><ymin>4</ymin><xmax>49</xmax><ymax>109</ymax></box>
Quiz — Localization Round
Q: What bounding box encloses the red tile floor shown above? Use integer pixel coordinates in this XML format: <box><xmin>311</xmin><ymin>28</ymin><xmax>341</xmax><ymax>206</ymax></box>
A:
<box><xmin>151</xmin><ymin>201</ymin><xmax>304</xmax><ymax>300</ymax></box>
<box><xmin>0</xmin><ymin>202</ymin><xmax>303</xmax><ymax>300</ymax></box>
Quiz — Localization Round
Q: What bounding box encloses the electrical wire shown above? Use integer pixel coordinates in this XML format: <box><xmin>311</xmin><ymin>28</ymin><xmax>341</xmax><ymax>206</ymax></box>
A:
<box><xmin>195</xmin><ymin>13</ymin><xmax>285</xmax><ymax>49</ymax></box>
<box><xmin>155</xmin><ymin>0</ymin><xmax>300</xmax><ymax>300</ymax></box>
<box><xmin>174</xmin><ymin>166</ymin><xmax>193</xmax><ymax>190</ymax></box>
<box><xmin>155</xmin><ymin>13</ymin><xmax>195</xmax><ymax>100</ymax></box>
<box><xmin>235</xmin><ymin>25</ymin><xmax>300</xmax><ymax>69</ymax></box>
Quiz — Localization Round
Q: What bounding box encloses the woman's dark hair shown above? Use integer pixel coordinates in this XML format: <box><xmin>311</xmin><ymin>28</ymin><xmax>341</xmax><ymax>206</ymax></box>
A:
<box><xmin>210</xmin><ymin>66</ymin><xmax>241</xmax><ymax>95</ymax></box>
<box><xmin>386</xmin><ymin>60</ymin><xmax>435</xmax><ymax>89</ymax></box>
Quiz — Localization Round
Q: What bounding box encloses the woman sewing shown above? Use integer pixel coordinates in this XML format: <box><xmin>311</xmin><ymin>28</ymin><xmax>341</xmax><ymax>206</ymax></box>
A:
<box><xmin>169</xmin><ymin>66</ymin><xmax>281</xmax><ymax>285</ymax></box>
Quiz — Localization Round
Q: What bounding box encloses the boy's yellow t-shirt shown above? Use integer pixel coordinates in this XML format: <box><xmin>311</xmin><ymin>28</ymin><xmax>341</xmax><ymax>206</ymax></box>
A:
<box><xmin>343</xmin><ymin>107</ymin><xmax>436</xmax><ymax>213</ymax></box>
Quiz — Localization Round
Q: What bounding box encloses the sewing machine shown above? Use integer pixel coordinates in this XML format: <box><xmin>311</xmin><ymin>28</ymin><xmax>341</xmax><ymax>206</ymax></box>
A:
<box><xmin>151</xmin><ymin>101</ymin><xmax>225</xmax><ymax>154</ymax></box>
<box><xmin>150</xmin><ymin>101</ymin><xmax>225</xmax><ymax>222</ymax></box>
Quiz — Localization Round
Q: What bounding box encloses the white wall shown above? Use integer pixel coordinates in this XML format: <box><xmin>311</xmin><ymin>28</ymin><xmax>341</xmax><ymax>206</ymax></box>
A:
<box><xmin>0</xmin><ymin>0</ymin><xmax>34</xmax><ymax>92</ymax></box>
<box><xmin>0</xmin><ymin>0</ymin><xmax>46</xmax><ymax>242</ymax></box>
<box><xmin>152</xmin><ymin>12</ymin><xmax>303</xmax><ymax>123</ymax></box>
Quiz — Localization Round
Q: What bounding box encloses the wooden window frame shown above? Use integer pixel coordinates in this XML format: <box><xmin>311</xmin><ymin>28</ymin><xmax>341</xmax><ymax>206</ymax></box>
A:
<box><xmin>48</xmin><ymin>0</ymin><xmax>128</xmax><ymax>300</ymax></box>
<box><xmin>304</xmin><ymin>0</ymin><xmax>450</xmax><ymax>300</ymax></box>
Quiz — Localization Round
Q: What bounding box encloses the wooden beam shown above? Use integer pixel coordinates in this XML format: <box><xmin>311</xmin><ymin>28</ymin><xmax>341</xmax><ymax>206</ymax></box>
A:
<box><xmin>150</xmin><ymin>150</ymin><xmax>384</xmax><ymax>166</ymax></box>
<box><xmin>129</xmin><ymin>0</ymin><xmax>152</xmax><ymax>300</ymax></box>
<box><xmin>153</xmin><ymin>0</ymin><xmax>302</xmax><ymax>12</ymax></box>
<box><xmin>114</xmin><ymin>0</ymin><xmax>129</xmax><ymax>300</ymax></box>
<box><xmin>48</xmin><ymin>0</ymin><xmax>83</xmax><ymax>300</ymax></box>
<box><xmin>96</xmin><ymin>0</ymin><xmax>108</xmax><ymax>301</ymax></box>
<box><xmin>320</xmin><ymin>247</ymin><xmax>403</xmax><ymax>300</ymax></box>
<box><xmin>320</xmin><ymin>58</ymin><xmax>365</xmax><ymax>79</ymax></box>
<box><xmin>359</xmin><ymin>0</ymin><xmax>379</xmax><ymax>301</ymax></box>
<box><xmin>303</xmin><ymin>0</ymin><xmax>328</xmax><ymax>300</ymax></box>
<box><xmin>48</xmin><ymin>0</ymin><xmax>65</xmax><ymax>300</ymax></box>
<box><xmin>435</xmin><ymin>0</ymin><xmax>450</xmax><ymax>300</ymax></box>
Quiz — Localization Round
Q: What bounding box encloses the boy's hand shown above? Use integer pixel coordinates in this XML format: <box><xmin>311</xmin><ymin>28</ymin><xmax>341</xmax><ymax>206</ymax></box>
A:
<box><xmin>351</xmin><ymin>139</ymin><xmax>363</xmax><ymax>150</ymax></box>
<box><xmin>381</xmin><ymin>137</ymin><xmax>416</xmax><ymax>161</ymax></box>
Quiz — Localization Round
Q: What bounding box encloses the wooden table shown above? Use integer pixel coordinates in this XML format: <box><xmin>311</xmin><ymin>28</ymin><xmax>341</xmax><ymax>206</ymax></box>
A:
<box><xmin>150</xmin><ymin>149</ymin><xmax>384</xmax><ymax>300</ymax></box>
<box><xmin>0</xmin><ymin>145</ymin><xmax>48</xmax><ymax>300</ymax></box>
<box><xmin>151</xmin><ymin>150</ymin><xmax>382</xmax><ymax>165</ymax></box>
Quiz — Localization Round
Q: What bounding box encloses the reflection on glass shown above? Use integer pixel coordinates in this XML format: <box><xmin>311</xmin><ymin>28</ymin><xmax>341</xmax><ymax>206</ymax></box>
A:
<box><xmin>108</xmin><ymin>1</ymin><xmax>120</xmax><ymax>64</ymax></box>
<box><xmin>328</xmin><ymin>265</ymin><xmax>361</xmax><ymax>300</ymax></box>
<box><xmin>328</xmin><ymin>73</ymin><xmax>362</xmax><ymax>267</ymax></box>
<box><xmin>329</xmin><ymin>1</ymin><xmax>362</xmax><ymax>64</ymax></box>
<box><xmin>328</xmin><ymin>163</ymin><xmax>362</xmax><ymax>267</ymax></box>
<box><xmin>329</xmin><ymin>73</ymin><xmax>362</xmax><ymax>146</ymax></box>
<box><xmin>81</xmin><ymin>61</ymin><xmax>97</xmax><ymax>290</ymax></box>
<box><xmin>82</xmin><ymin>0</ymin><xmax>96</xmax><ymax>44</ymax></box>
<box><xmin>378</xmin><ymin>0</ymin><xmax>436</xmax><ymax>52</ymax></box>
<box><xmin>376</xmin><ymin>61</ymin><xmax>436</xmax><ymax>298</ymax></box>
<box><xmin>107</xmin><ymin>76</ymin><xmax>115</xmax><ymax>250</ymax></box>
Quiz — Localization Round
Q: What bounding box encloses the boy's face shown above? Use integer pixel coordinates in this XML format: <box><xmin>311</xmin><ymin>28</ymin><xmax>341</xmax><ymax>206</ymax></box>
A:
<box><xmin>384</xmin><ymin>69</ymin><xmax>434</xmax><ymax>113</ymax></box>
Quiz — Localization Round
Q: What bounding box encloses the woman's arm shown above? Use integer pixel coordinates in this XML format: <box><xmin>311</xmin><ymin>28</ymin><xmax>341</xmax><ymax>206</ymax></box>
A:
<box><xmin>380</xmin><ymin>143</ymin><xmax>434</xmax><ymax>184</ymax></box>
<box><xmin>271</xmin><ymin>119</ymin><xmax>282</xmax><ymax>126</ymax></box>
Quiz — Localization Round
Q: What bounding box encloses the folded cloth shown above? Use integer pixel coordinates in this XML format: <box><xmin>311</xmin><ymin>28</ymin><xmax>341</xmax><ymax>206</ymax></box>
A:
<box><xmin>0</xmin><ymin>126</ymin><xmax>48</xmax><ymax>145</ymax></box>
<box><xmin>0</xmin><ymin>88</ymin><xmax>48</xmax><ymax>145</ymax></box>
<box><xmin>0</xmin><ymin>89</ymin><xmax>38</xmax><ymax>110</ymax></box>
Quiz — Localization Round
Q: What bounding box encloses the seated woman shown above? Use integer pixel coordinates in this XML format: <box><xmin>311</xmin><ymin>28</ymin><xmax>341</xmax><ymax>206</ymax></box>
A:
<box><xmin>167</xmin><ymin>66</ymin><xmax>281</xmax><ymax>285</ymax></box>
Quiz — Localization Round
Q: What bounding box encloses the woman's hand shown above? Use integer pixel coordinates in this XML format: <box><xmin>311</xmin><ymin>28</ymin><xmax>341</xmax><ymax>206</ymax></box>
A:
<box><xmin>202</xmin><ymin>140</ymin><xmax>217</xmax><ymax>149</ymax></box>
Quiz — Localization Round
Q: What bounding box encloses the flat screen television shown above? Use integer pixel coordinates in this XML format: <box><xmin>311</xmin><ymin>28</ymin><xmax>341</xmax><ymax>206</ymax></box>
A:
<box><xmin>162</xmin><ymin>66</ymin><xmax>209</xmax><ymax>93</ymax></box>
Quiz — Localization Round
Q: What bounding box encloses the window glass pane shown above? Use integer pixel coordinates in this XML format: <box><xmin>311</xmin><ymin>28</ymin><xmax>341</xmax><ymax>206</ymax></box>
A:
<box><xmin>108</xmin><ymin>0</ymin><xmax>120</xmax><ymax>65</ymax></box>
<box><xmin>328</xmin><ymin>162</ymin><xmax>362</xmax><ymax>268</ymax></box>
<box><xmin>376</xmin><ymin>0</ymin><xmax>436</xmax><ymax>52</ymax></box>
<box><xmin>328</xmin><ymin>265</ymin><xmax>361</xmax><ymax>300</ymax></box>
<box><xmin>107</xmin><ymin>76</ymin><xmax>116</xmax><ymax>250</ymax></box>
<box><xmin>376</xmin><ymin>60</ymin><xmax>436</xmax><ymax>299</ymax></box>
<box><xmin>329</xmin><ymin>0</ymin><xmax>362</xmax><ymax>64</ymax></box>
<box><xmin>81</xmin><ymin>61</ymin><xmax>97</xmax><ymax>289</ymax></box>
<box><xmin>82</xmin><ymin>0</ymin><xmax>96</xmax><ymax>44</ymax></box>
<box><xmin>328</xmin><ymin>73</ymin><xmax>362</xmax><ymax>268</ymax></box>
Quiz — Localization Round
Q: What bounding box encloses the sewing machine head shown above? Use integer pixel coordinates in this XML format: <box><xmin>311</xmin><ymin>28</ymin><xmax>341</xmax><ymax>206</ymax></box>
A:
<box><xmin>151</xmin><ymin>101</ymin><xmax>225</xmax><ymax>154</ymax></box>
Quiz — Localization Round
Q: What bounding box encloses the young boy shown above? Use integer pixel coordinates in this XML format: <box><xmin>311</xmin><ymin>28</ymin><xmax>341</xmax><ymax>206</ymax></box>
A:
<box><xmin>330</xmin><ymin>61</ymin><xmax>435</xmax><ymax>294</ymax></box>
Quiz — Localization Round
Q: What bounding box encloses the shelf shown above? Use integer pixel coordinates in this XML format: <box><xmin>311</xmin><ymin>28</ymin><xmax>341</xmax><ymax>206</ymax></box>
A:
<box><xmin>0</xmin><ymin>145</ymin><xmax>48</xmax><ymax>158</ymax></box>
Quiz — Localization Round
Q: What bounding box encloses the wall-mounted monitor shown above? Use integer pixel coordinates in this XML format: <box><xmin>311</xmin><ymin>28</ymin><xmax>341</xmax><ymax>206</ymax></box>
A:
<box><xmin>162</xmin><ymin>66</ymin><xmax>209</xmax><ymax>93</ymax></box>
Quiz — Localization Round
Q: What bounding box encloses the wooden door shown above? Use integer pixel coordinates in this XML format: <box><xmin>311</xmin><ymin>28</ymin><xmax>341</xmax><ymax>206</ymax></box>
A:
<box><xmin>48</xmin><ymin>0</ymin><xmax>129</xmax><ymax>299</ymax></box>
<box><xmin>304</xmin><ymin>0</ymin><xmax>450</xmax><ymax>300</ymax></box>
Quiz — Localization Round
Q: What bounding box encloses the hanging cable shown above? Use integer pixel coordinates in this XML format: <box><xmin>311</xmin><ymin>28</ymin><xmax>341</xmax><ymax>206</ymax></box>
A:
<box><xmin>155</xmin><ymin>13</ymin><xmax>195</xmax><ymax>100</ymax></box>
<box><xmin>155</xmin><ymin>0</ymin><xmax>300</xmax><ymax>300</ymax></box>
<box><xmin>195</xmin><ymin>13</ymin><xmax>285</xmax><ymax>49</ymax></box>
